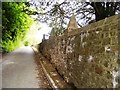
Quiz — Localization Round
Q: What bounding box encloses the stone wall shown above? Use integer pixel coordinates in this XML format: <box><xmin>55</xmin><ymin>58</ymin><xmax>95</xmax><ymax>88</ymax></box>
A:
<box><xmin>40</xmin><ymin>14</ymin><xmax>120</xmax><ymax>88</ymax></box>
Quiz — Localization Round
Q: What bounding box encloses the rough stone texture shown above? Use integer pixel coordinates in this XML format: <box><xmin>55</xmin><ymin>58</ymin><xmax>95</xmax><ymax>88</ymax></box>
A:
<box><xmin>40</xmin><ymin>14</ymin><xmax>120</xmax><ymax>88</ymax></box>
<box><xmin>67</xmin><ymin>15</ymin><xmax>78</xmax><ymax>33</ymax></box>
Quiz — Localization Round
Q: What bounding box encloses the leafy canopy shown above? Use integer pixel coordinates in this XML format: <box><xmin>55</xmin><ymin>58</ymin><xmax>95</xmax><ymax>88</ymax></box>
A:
<box><xmin>27</xmin><ymin>0</ymin><xmax>120</xmax><ymax>36</ymax></box>
<box><xmin>2</xmin><ymin>2</ymin><xmax>33</xmax><ymax>52</ymax></box>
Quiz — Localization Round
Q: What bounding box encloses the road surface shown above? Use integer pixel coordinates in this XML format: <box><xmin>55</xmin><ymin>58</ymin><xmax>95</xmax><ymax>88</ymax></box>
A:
<box><xmin>1</xmin><ymin>46</ymin><xmax>41</xmax><ymax>88</ymax></box>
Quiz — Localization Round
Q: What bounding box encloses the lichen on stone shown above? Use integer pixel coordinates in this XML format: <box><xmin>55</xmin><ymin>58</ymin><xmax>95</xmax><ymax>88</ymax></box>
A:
<box><xmin>105</xmin><ymin>45</ymin><xmax>111</xmax><ymax>52</ymax></box>
<box><xmin>66</xmin><ymin>45</ymin><xmax>73</xmax><ymax>53</ymax></box>
<box><xmin>78</xmin><ymin>55</ymin><xmax>82</xmax><ymax>62</ymax></box>
<box><xmin>88</xmin><ymin>55</ymin><xmax>93</xmax><ymax>63</ymax></box>
<box><xmin>112</xmin><ymin>70</ymin><xmax>119</xmax><ymax>88</ymax></box>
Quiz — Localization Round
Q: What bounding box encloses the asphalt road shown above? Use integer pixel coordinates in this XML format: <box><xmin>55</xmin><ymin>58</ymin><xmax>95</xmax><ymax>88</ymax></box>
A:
<box><xmin>1</xmin><ymin>46</ymin><xmax>40</xmax><ymax>88</ymax></box>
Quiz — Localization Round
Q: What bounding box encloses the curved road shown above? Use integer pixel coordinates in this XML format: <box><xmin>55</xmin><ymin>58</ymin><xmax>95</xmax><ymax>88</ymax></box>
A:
<box><xmin>1</xmin><ymin>46</ymin><xmax>40</xmax><ymax>88</ymax></box>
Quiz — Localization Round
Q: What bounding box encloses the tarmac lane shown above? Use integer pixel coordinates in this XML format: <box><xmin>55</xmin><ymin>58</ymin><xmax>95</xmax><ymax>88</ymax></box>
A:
<box><xmin>1</xmin><ymin>46</ymin><xmax>40</xmax><ymax>88</ymax></box>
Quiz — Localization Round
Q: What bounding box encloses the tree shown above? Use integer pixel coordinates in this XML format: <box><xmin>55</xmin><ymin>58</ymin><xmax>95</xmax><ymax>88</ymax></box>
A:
<box><xmin>86</xmin><ymin>2</ymin><xmax>120</xmax><ymax>21</ymax></box>
<box><xmin>2</xmin><ymin>2</ymin><xmax>33</xmax><ymax>52</ymax></box>
<box><xmin>27</xmin><ymin>0</ymin><xmax>120</xmax><ymax>35</ymax></box>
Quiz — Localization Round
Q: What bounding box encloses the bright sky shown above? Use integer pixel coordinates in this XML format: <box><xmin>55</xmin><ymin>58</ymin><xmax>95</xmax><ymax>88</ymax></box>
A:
<box><xmin>25</xmin><ymin>21</ymin><xmax>51</xmax><ymax>45</ymax></box>
<box><xmin>28</xmin><ymin>0</ymin><xmax>73</xmax><ymax>41</ymax></box>
<box><xmin>27</xmin><ymin>0</ymin><xmax>95</xmax><ymax>44</ymax></box>
<box><xmin>36</xmin><ymin>23</ymin><xmax>52</xmax><ymax>40</ymax></box>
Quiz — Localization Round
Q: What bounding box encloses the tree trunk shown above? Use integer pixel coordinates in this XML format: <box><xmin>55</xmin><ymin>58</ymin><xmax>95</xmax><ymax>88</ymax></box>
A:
<box><xmin>91</xmin><ymin>2</ymin><xmax>116</xmax><ymax>21</ymax></box>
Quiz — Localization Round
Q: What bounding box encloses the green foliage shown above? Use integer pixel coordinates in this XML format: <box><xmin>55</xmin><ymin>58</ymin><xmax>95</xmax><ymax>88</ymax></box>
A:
<box><xmin>2</xmin><ymin>2</ymin><xmax>33</xmax><ymax>52</ymax></box>
<box><xmin>50</xmin><ymin>27</ymin><xmax>64</xmax><ymax>36</ymax></box>
<box><xmin>24</xmin><ymin>41</ymin><xmax>29</xmax><ymax>46</ymax></box>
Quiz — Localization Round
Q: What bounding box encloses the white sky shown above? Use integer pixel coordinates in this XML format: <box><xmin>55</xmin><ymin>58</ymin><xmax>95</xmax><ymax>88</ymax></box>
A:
<box><xmin>30</xmin><ymin>14</ymin><xmax>52</xmax><ymax>42</ymax></box>
<box><xmin>36</xmin><ymin>23</ymin><xmax>52</xmax><ymax>40</ymax></box>
<box><xmin>25</xmin><ymin>21</ymin><xmax>52</xmax><ymax>45</ymax></box>
<box><xmin>27</xmin><ymin>0</ymin><xmax>95</xmax><ymax>42</ymax></box>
